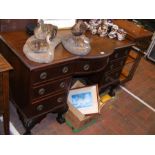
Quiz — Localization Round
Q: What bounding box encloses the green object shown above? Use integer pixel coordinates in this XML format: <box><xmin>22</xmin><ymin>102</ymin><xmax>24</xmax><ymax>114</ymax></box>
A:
<box><xmin>65</xmin><ymin>119</ymin><xmax>97</xmax><ymax>133</ymax></box>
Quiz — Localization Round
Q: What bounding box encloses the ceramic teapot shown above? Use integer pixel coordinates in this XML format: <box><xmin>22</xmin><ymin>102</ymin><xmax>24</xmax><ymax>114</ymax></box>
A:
<box><xmin>117</xmin><ymin>28</ymin><xmax>127</xmax><ymax>41</ymax></box>
<box><xmin>108</xmin><ymin>24</ymin><xmax>119</xmax><ymax>39</ymax></box>
<box><xmin>98</xmin><ymin>24</ymin><xmax>108</xmax><ymax>37</ymax></box>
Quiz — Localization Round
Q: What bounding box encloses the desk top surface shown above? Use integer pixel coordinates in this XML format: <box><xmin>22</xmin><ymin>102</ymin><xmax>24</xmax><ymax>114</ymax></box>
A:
<box><xmin>0</xmin><ymin>30</ymin><xmax>133</xmax><ymax>69</ymax></box>
<box><xmin>113</xmin><ymin>20</ymin><xmax>153</xmax><ymax>40</ymax></box>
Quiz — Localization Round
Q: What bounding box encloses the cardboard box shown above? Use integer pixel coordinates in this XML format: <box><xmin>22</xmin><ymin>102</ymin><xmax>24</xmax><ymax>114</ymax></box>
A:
<box><xmin>65</xmin><ymin>108</ymin><xmax>99</xmax><ymax>130</ymax></box>
<box><xmin>65</xmin><ymin>80</ymin><xmax>112</xmax><ymax>130</ymax></box>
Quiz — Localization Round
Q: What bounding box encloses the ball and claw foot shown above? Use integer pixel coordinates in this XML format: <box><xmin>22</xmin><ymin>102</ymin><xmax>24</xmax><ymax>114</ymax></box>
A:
<box><xmin>23</xmin><ymin>130</ymin><xmax>32</xmax><ymax>135</ymax></box>
<box><xmin>56</xmin><ymin>113</ymin><xmax>66</xmax><ymax>124</ymax></box>
<box><xmin>109</xmin><ymin>90</ymin><xmax>116</xmax><ymax>97</ymax></box>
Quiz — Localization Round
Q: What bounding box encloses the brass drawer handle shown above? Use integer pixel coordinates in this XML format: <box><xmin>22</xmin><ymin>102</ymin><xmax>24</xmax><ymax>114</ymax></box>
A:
<box><xmin>36</xmin><ymin>104</ymin><xmax>44</xmax><ymax>111</ymax></box>
<box><xmin>114</xmin><ymin>53</ymin><xmax>119</xmax><ymax>58</ymax></box>
<box><xmin>59</xmin><ymin>82</ymin><xmax>65</xmax><ymax>88</ymax></box>
<box><xmin>57</xmin><ymin>97</ymin><xmax>63</xmax><ymax>103</ymax></box>
<box><xmin>40</xmin><ymin>72</ymin><xmax>47</xmax><ymax>80</ymax></box>
<box><xmin>38</xmin><ymin>88</ymin><xmax>45</xmax><ymax>95</ymax></box>
<box><xmin>83</xmin><ymin>64</ymin><xmax>90</xmax><ymax>71</ymax></box>
<box><xmin>62</xmin><ymin>66</ymin><xmax>69</xmax><ymax>73</ymax></box>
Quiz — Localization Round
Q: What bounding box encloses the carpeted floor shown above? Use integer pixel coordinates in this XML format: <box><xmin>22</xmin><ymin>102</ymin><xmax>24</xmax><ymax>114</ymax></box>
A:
<box><xmin>6</xmin><ymin>88</ymin><xmax>155</xmax><ymax>135</ymax></box>
<box><xmin>124</xmin><ymin>58</ymin><xmax>155</xmax><ymax>109</ymax></box>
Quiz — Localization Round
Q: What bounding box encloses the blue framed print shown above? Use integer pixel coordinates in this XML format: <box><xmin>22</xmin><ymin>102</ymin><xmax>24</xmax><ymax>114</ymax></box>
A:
<box><xmin>68</xmin><ymin>85</ymin><xmax>99</xmax><ymax>115</ymax></box>
<box><xmin>71</xmin><ymin>92</ymin><xmax>93</xmax><ymax>109</ymax></box>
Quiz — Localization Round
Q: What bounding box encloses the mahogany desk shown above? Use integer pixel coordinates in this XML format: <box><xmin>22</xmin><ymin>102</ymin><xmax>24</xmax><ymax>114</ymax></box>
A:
<box><xmin>0</xmin><ymin>31</ymin><xmax>141</xmax><ymax>134</ymax></box>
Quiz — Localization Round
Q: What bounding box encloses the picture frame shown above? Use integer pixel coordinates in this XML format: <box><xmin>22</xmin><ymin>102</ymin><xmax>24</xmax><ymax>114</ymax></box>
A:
<box><xmin>68</xmin><ymin>85</ymin><xmax>99</xmax><ymax>115</ymax></box>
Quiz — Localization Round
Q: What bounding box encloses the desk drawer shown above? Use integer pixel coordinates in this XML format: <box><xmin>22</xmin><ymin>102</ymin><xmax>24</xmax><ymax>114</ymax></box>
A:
<box><xmin>109</xmin><ymin>48</ymin><xmax>129</xmax><ymax>61</ymax></box>
<box><xmin>32</xmin><ymin>63</ymin><xmax>74</xmax><ymax>84</ymax></box>
<box><xmin>30</xmin><ymin>92</ymin><xmax>67</xmax><ymax>116</ymax></box>
<box><xmin>32</xmin><ymin>77</ymin><xmax>71</xmax><ymax>100</ymax></box>
<box><xmin>75</xmin><ymin>57</ymin><xmax>108</xmax><ymax>74</ymax></box>
<box><xmin>101</xmin><ymin>69</ymin><xmax>122</xmax><ymax>84</ymax></box>
<box><xmin>105</xmin><ymin>57</ymin><xmax>126</xmax><ymax>72</ymax></box>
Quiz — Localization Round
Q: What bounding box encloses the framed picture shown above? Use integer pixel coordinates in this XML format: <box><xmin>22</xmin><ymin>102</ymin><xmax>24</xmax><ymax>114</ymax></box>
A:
<box><xmin>68</xmin><ymin>85</ymin><xmax>99</xmax><ymax>115</ymax></box>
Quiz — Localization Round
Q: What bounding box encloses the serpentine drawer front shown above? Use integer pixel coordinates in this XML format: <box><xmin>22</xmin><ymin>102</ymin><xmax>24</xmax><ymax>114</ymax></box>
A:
<box><xmin>75</xmin><ymin>57</ymin><xmax>108</xmax><ymax>74</ymax></box>
<box><xmin>32</xmin><ymin>57</ymin><xmax>108</xmax><ymax>85</ymax></box>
